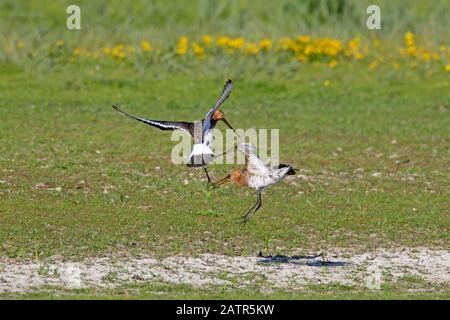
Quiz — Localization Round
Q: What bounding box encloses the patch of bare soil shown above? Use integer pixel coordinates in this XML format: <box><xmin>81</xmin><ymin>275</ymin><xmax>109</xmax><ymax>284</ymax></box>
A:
<box><xmin>0</xmin><ymin>248</ymin><xmax>448</xmax><ymax>293</ymax></box>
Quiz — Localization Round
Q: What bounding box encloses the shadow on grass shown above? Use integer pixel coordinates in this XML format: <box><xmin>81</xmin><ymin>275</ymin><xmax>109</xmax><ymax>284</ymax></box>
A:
<box><xmin>256</xmin><ymin>253</ymin><xmax>348</xmax><ymax>267</ymax></box>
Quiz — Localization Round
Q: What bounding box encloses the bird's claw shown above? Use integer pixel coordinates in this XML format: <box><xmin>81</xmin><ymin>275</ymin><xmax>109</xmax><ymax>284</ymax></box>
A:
<box><xmin>207</xmin><ymin>183</ymin><xmax>217</xmax><ymax>191</ymax></box>
<box><xmin>235</xmin><ymin>215</ymin><xmax>250</xmax><ymax>224</ymax></box>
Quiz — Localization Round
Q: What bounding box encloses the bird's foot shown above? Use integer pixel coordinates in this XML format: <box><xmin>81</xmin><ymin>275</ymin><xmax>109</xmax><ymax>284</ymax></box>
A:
<box><xmin>207</xmin><ymin>182</ymin><xmax>219</xmax><ymax>191</ymax></box>
<box><xmin>235</xmin><ymin>215</ymin><xmax>251</xmax><ymax>224</ymax></box>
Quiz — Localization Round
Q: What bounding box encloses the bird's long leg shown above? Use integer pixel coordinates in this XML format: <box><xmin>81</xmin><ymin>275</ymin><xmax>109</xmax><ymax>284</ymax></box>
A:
<box><xmin>240</xmin><ymin>190</ymin><xmax>262</xmax><ymax>224</ymax></box>
<box><xmin>203</xmin><ymin>167</ymin><xmax>212</xmax><ymax>187</ymax></box>
<box><xmin>236</xmin><ymin>201</ymin><xmax>258</xmax><ymax>222</ymax></box>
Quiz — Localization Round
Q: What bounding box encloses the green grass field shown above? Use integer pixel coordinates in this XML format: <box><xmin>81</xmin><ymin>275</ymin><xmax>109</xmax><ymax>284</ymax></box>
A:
<box><xmin>0</xmin><ymin>0</ymin><xmax>449</xmax><ymax>299</ymax></box>
<box><xmin>4</xmin><ymin>283</ymin><xmax>450</xmax><ymax>300</ymax></box>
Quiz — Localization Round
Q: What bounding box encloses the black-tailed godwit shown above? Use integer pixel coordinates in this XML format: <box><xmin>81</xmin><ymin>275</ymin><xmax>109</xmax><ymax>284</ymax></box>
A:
<box><xmin>112</xmin><ymin>80</ymin><xmax>235</xmax><ymax>184</ymax></box>
<box><xmin>211</xmin><ymin>143</ymin><xmax>296</xmax><ymax>223</ymax></box>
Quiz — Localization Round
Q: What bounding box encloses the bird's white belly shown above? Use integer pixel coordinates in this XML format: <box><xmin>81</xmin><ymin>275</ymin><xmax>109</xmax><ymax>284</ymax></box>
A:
<box><xmin>203</xmin><ymin>130</ymin><xmax>213</xmax><ymax>148</ymax></box>
<box><xmin>248</xmin><ymin>175</ymin><xmax>275</xmax><ymax>189</ymax></box>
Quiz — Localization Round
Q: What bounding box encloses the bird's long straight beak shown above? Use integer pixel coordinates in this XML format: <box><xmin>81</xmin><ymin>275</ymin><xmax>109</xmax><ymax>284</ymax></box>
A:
<box><xmin>222</xmin><ymin>117</ymin><xmax>240</xmax><ymax>138</ymax></box>
<box><xmin>214</xmin><ymin>150</ymin><xmax>229</xmax><ymax>160</ymax></box>
<box><xmin>210</xmin><ymin>174</ymin><xmax>230</xmax><ymax>189</ymax></box>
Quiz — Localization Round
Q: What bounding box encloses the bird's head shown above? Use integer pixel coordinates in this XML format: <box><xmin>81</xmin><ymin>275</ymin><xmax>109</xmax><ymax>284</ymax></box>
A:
<box><xmin>212</xmin><ymin>110</ymin><xmax>224</xmax><ymax>121</ymax></box>
<box><xmin>212</xmin><ymin>110</ymin><xmax>237</xmax><ymax>134</ymax></box>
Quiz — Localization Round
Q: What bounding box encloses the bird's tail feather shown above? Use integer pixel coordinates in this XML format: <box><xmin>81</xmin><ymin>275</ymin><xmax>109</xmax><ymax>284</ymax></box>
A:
<box><xmin>278</xmin><ymin>163</ymin><xmax>296</xmax><ymax>175</ymax></box>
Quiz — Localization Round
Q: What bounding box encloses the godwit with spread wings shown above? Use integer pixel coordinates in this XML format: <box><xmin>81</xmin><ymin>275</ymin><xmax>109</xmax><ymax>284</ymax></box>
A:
<box><xmin>112</xmin><ymin>80</ymin><xmax>235</xmax><ymax>184</ymax></box>
<box><xmin>211</xmin><ymin>143</ymin><xmax>296</xmax><ymax>223</ymax></box>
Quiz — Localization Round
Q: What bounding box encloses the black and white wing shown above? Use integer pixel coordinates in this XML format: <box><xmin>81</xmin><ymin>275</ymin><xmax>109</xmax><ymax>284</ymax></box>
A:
<box><xmin>112</xmin><ymin>105</ymin><xmax>193</xmax><ymax>137</ymax></box>
<box><xmin>202</xmin><ymin>79</ymin><xmax>233</xmax><ymax>134</ymax></box>
<box><xmin>236</xmin><ymin>143</ymin><xmax>271</xmax><ymax>176</ymax></box>
<box><xmin>212</xmin><ymin>79</ymin><xmax>233</xmax><ymax>112</ymax></box>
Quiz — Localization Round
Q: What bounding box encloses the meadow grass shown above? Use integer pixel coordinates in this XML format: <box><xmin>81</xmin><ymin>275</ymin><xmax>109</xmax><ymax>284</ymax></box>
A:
<box><xmin>2</xmin><ymin>282</ymin><xmax>450</xmax><ymax>300</ymax></box>
<box><xmin>0</xmin><ymin>0</ymin><xmax>449</xmax><ymax>298</ymax></box>
<box><xmin>0</xmin><ymin>63</ymin><xmax>448</xmax><ymax>260</ymax></box>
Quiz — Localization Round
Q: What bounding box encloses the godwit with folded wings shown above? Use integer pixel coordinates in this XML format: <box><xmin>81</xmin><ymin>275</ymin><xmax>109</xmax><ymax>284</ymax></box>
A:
<box><xmin>112</xmin><ymin>79</ymin><xmax>235</xmax><ymax>184</ymax></box>
<box><xmin>211</xmin><ymin>143</ymin><xmax>296</xmax><ymax>223</ymax></box>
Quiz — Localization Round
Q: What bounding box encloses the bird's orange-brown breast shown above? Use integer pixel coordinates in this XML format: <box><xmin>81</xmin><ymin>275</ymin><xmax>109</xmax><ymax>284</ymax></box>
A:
<box><xmin>230</xmin><ymin>170</ymin><xmax>249</xmax><ymax>187</ymax></box>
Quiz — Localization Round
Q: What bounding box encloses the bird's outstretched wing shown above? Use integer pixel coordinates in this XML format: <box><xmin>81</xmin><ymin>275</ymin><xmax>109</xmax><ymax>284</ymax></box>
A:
<box><xmin>112</xmin><ymin>105</ymin><xmax>193</xmax><ymax>136</ymax></box>
<box><xmin>202</xmin><ymin>80</ymin><xmax>233</xmax><ymax>133</ymax></box>
<box><xmin>236</xmin><ymin>143</ymin><xmax>271</xmax><ymax>176</ymax></box>
<box><xmin>213</xmin><ymin>79</ymin><xmax>233</xmax><ymax>111</ymax></box>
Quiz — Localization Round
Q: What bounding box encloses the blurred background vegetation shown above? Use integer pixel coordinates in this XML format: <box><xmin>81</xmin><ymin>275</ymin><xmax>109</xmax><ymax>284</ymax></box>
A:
<box><xmin>0</xmin><ymin>0</ymin><xmax>448</xmax><ymax>80</ymax></box>
<box><xmin>1</xmin><ymin>0</ymin><xmax>449</xmax><ymax>41</ymax></box>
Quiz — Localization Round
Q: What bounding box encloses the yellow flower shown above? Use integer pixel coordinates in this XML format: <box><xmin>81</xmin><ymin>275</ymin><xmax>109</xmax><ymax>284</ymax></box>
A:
<box><xmin>322</xmin><ymin>40</ymin><xmax>342</xmax><ymax>56</ymax></box>
<box><xmin>445</xmin><ymin>64</ymin><xmax>450</xmax><ymax>72</ymax></box>
<box><xmin>177</xmin><ymin>47</ymin><xmax>187</xmax><ymax>55</ymax></box>
<box><xmin>421</xmin><ymin>51</ymin><xmax>431</xmax><ymax>61</ymax></box>
<box><xmin>323</xmin><ymin>80</ymin><xmax>331</xmax><ymax>87</ymax></box>
<box><xmin>406</xmin><ymin>46</ymin><xmax>417</xmax><ymax>56</ymax></box>
<box><xmin>279</xmin><ymin>37</ymin><xmax>292</xmax><ymax>50</ymax></box>
<box><xmin>290</xmin><ymin>42</ymin><xmax>300</xmax><ymax>52</ymax></box>
<box><xmin>216</xmin><ymin>36</ymin><xmax>229</xmax><ymax>47</ymax></box>
<box><xmin>73</xmin><ymin>47</ymin><xmax>90</xmax><ymax>57</ymax></box>
<box><xmin>202</xmin><ymin>35</ymin><xmax>212</xmax><ymax>46</ymax></box>
<box><xmin>228</xmin><ymin>37</ymin><xmax>245</xmax><ymax>49</ymax></box>
<box><xmin>192</xmin><ymin>42</ymin><xmax>205</xmax><ymax>57</ymax></box>
<box><xmin>279</xmin><ymin>37</ymin><xmax>301</xmax><ymax>51</ymax></box>
<box><xmin>328</xmin><ymin>60</ymin><xmax>337</xmax><ymax>68</ymax></box>
<box><xmin>355</xmin><ymin>52</ymin><xmax>364</xmax><ymax>60</ymax></box>
<box><xmin>259</xmin><ymin>39</ymin><xmax>272</xmax><ymax>51</ymax></box>
<box><xmin>405</xmin><ymin>32</ymin><xmax>414</xmax><ymax>46</ymax></box>
<box><xmin>304</xmin><ymin>44</ymin><xmax>314</xmax><ymax>55</ymax></box>
<box><xmin>16</xmin><ymin>40</ymin><xmax>24</xmax><ymax>49</ymax></box>
<box><xmin>179</xmin><ymin>37</ymin><xmax>188</xmax><ymax>45</ymax></box>
<box><xmin>297</xmin><ymin>35</ymin><xmax>311</xmax><ymax>43</ymax></box>
<box><xmin>244</xmin><ymin>42</ymin><xmax>260</xmax><ymax>55</ymax></box>
<box><xmin>140</xmin><ymin>40</ymin><xmax>153</xmax><ymax>52</ymax></box>
<box><xmin>111</xmin><ymin>45</ymin><xmax>126</xmax><ymax>59</ymax></box>
<box><xmin>348</xmin><ymin>37</ymin><xmax>360</xmax><ymax>50</ymax></box>
<box><xmin>177</xmin><ymin>36</ymin><xmax>189</xmax><ymax>55</ymax></box>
